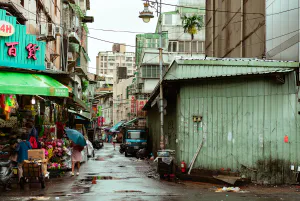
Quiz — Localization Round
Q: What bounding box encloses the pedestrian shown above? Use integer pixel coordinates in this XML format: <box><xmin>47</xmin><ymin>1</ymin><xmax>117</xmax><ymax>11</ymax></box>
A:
<box><xmin>112</xmin><ymin>134</ymin><xmax>117</xmax><ymax>150</ymax></box>
<box><xmin>15</xmin><ymin>135</ymin><xmax>32</xmax><ymax>181</ymax></box>
<box><xmin>70</xmin><ymin>141</ymin><xmax>84</xmax><ymax>176</ymax></box>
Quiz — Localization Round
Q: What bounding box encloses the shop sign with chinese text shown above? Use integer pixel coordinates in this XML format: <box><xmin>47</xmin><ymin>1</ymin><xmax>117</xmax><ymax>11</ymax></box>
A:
<box><xmin>0</xmin><ymin>9</ymin><xmax>46</xmax><ymax>70</ymax></box>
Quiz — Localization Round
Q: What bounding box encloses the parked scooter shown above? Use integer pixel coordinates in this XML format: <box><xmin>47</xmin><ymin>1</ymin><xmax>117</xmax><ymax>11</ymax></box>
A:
<box><xmin>0</xmin><ymin>160</ymin><xmax>13</xmax><ymax>190</ymax></box>
<box><xmin>119</xmin><ymin>144</ymin><xmax>125</xmax><ymax>154</ymax></box>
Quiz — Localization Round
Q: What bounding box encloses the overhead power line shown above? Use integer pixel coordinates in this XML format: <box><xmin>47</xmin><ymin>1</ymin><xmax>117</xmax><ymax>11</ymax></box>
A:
<box><xmin>142</xmin><ymin>0</ymin><xmax>265</xmax><ymax>16</ymax></box>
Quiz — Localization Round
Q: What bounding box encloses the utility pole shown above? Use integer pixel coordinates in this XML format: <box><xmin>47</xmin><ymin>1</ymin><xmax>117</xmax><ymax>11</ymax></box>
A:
<box><xmin>139</xmin><ymin>0</ymin><xmax>165</xmax><ymax>149</ymax></box>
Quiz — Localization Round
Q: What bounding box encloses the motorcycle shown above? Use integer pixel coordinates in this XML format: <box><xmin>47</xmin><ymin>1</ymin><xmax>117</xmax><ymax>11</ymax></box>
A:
<box><xmin>119</xmin><ymin>144</ymin><xmax>125</xmax><ymax>154</ymax></box>
<box><xmin>0</xmin><ymin>160</ymin><xmax>13</xmax><ymax>190</ymax></box>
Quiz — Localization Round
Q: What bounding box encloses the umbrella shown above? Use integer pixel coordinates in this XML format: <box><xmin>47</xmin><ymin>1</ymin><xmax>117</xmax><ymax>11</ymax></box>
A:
<box><xmin>65</xmin><ymin>129</ymin><xmax>87</xmax><ymax>147</ymax></box>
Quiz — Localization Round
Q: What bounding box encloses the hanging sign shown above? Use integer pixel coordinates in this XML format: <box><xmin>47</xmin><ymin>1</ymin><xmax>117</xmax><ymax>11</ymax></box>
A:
<box><xmin>0</xmin><ymin>20</ymin><xmax>15</xmax><ymax>37</ymax></box>
<box><xmin>0</xmin><ymin>9</ymin><xmax>46</xmax><ymax>70</ymax></box>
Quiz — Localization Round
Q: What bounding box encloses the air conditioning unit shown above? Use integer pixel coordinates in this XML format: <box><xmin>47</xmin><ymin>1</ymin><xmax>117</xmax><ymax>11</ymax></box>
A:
<box><xmin>39</xmin><ymin>24</ymin><xmax>48</xmax><ymax>39</ymax></box>
<box><xmin>46</xmin><ymin>62</ymin><xmax>55</xmax><ymax>70</ymax></box>
<box><xmin>47</xmin><ymin>23</ymin><xmax>56</xmax><ymax>40</ymax></box>
<box><xmin>55</xmin><ymin>26</ymin><xmax>63</xmax><ymax>36</ymax></box>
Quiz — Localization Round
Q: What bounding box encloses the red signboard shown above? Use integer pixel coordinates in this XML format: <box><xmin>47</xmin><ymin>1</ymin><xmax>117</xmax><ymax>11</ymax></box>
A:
<box><xmin>136</xmin><ymin>100</ymin><xmax>146</xmax><ymax>117</ymax></box>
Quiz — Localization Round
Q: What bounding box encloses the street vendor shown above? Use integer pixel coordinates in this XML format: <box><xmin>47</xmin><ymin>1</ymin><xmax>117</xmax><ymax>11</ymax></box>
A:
<box><xmin>15</xmin><ymin>135</ymin><xmax>32</xmax><ymax>180</ymax></box>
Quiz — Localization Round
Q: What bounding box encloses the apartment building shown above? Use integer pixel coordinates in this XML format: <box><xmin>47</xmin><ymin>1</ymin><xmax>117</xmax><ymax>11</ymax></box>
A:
<box><xmin>131</xmin><ymin>2</ymin><xmax>206</xmax><ymax>100</ymax></box>
<box><xmin>96</xmin><ymin>43</ymin><xmax>136</xmax><ymax>77</ymax></box>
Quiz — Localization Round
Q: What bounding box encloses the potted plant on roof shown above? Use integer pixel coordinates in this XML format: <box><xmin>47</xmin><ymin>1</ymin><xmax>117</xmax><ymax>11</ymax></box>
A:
<box><xmin>182</xmin><ymin>14</ymin><xmax>204</xmax><ymax>57</ymax></box>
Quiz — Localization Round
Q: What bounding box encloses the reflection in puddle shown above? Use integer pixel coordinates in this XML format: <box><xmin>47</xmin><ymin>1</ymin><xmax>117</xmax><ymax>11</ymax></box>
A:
<box><xmin>114</xmin><ymin>190</ymin><xmax>144</xmax><ymax>193</ymax></box>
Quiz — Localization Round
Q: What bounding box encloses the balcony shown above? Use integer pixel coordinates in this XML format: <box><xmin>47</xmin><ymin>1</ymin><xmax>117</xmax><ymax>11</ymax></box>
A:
<box><xmin>0</xmin><ymin>1</ymin><xmax>27</xmax><ymax>24</ymax></box>
<box><xmin>69</xmin><ymin>31</ymin><xmax>81</xmax><ymax>44</ymax></box>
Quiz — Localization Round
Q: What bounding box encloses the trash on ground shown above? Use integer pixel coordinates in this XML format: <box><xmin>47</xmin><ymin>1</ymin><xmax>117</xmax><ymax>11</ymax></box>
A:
<box><xmin>215</xmin><ymin>187</ymin><xmax>240</xmax><ymax>193</ymax></box>
<box><xmin>27</xmin><ymin>197</ymin><xmax>50</xmax><ymax>201</ymax></box>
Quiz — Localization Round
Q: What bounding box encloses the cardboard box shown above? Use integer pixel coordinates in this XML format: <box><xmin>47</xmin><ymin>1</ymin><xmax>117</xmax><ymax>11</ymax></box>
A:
<box><xmin>28</xmin><ymin>149</ymin><xmax>45</xmax><ymax>160</ymax></box>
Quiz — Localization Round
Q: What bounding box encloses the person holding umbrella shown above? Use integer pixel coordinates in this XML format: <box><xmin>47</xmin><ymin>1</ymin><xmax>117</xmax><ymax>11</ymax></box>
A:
<box><xmin>70</xmin><ymin>141</ymin><xmax>84</xmax><ymax>176</ymax></box>
<box><xmin>65</xmin><ymin>129</ymin><xmax>87</xmax><ymax>176</ymax></box>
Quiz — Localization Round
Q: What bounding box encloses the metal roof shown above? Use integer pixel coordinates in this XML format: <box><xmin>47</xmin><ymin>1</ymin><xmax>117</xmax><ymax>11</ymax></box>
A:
<box><xmin>143</xmin><ymin>57</ymin><xmax>299</xmax><ymax>110</ymax></box>
<box><xmin>165</xmin><ymin>57</ymin><xmax>298</xmax><ymax>80</ymax></box>
<box><xmin>165</xmin><ymin>66</ymin><xmax>295</xmax><ymax>80</ymax></box>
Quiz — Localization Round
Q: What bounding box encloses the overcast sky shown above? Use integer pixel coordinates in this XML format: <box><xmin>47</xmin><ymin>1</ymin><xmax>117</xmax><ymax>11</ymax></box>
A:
<box><xmin>87</xmin><ymin>0</ymin><xmax>176</xmax><ymax>74</ymax></box>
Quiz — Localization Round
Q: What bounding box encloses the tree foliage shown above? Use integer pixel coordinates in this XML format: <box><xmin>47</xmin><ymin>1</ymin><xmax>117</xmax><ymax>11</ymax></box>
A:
<box><xmin>182</xmin><ymin>15</ymin><xmax>204</xmax><ymax>40</ymax></box>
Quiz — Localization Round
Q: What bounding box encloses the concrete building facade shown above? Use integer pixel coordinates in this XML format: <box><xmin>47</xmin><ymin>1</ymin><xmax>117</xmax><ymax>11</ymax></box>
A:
<box><xmin>113</xmin><ymin>76</ymin><xmax>134</xmax><ymax>124</ymax></box>
<box><xmin>96</xmin><ymin>44</ymin><xmax>136</xmax><ymax>77</ymax></box>
<box><xmin>130</xmin><ymin>2</ymin><xmax>206</xmax><ymax>110</ymax></box>
<box><xmin>205</xmin><ymin>0</ymin><xmax>266</xmax><ymax>58</ymax></box>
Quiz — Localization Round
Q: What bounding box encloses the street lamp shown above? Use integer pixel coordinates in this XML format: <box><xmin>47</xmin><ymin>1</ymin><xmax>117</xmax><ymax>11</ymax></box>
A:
<box><xmin>139</xmin><ymin>0</ymin><xmax>165</xmax><ymax>150</ymax></box>
<box><xmin>139</xmin><ymin>2</ymin><xmax>154</xmax><ymax>23</ymax></box>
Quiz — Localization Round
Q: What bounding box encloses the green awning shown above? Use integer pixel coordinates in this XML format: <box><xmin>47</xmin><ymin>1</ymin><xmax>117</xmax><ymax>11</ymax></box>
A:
<box><xmin>0</xmin><ymin>72</ymin><xmax>69</xmax><ymax>97</ymax></box>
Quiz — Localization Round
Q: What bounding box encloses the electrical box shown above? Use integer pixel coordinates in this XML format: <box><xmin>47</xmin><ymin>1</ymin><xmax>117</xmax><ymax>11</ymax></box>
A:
<box><xmin>193</xmin><ymin>116</ymin><xmax>202</xmax><ymax>122</ymax></box>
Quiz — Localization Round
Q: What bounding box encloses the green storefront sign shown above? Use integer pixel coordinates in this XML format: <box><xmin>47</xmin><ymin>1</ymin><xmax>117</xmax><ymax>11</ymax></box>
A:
<box><xmin>0</xmin><ymin>9</ymin><xmax>46</xmax><ymax>70</ymax></box>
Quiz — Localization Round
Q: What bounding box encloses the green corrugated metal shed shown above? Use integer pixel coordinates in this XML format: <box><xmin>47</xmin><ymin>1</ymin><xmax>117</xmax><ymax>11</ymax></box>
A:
<box><xmin>145</xmin><ymin>58</ymin><xmax>300</xmax><ymax>184</ymax></box>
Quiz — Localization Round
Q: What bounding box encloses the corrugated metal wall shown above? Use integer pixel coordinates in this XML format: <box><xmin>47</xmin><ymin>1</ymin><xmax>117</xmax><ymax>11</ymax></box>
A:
<box><xmin>177</xmin><ymin>73</ymin><xmax>299</xmax><ymax>184</ymax></box>
<box><xmin>148</xmin><ymin>96</ymin><xmax>177</xmax><ymax>156</ymax></box>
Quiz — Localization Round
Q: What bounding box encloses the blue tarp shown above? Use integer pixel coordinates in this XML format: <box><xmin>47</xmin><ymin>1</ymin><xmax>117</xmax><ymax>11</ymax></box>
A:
<box><xmin>109</xmin><ymin>121</ymin><xmax>125</xmax><ymax>132</ymax></box>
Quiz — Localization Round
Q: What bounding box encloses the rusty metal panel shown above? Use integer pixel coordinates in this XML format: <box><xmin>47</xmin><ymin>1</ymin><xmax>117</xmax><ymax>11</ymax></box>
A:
<box><xmin>177</xmin><ymin>72</ymin><xmax>299</xmax><ymax>184</ymax></box>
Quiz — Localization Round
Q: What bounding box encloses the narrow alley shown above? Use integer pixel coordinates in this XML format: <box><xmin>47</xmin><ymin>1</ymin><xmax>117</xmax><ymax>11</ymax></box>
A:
<box><xmin>1</xmin><ymin>144</ymin><xmax>300</xmax><ymax>201</ymax></box>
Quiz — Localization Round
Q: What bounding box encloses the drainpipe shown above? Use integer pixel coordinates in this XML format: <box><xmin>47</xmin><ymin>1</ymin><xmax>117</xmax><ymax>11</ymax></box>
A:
<box><xmin>240</xmin><ymin>0</ymin><xmax>244</xmax><ymax>57</ymax></box>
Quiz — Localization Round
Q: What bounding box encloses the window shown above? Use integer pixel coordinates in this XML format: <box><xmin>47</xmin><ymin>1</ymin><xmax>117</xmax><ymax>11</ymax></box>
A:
<box><xmin>126</xmin><ymin>57</ymin><xmax>133</xmax><ymax>62</ymax></box>
<box><xmin>164</xmin><ymin>14</ymin><xmax>172</xmax><ymax>25</ymax></box>
<box><xmin>109</xmin><ymin>63</ymin><xmax>114</xmax><ymax>67</ymax></box>
<box><xmin>198</xmin><ymin>41</ymin><xmax>204</xmax><ymax>53</ymax></box>
<box><xmin>185</xmin><ymin>42</ymin><xmax>191</xmax><ymax>53</ymax></box>
<box><xmin>20</xmin><ymin>0</ymin><xmax>24</xmax><ymax>6</ymax></box>
<box><xmin>101</xmin><ymin>56</ymin><xmax>104</xmax><ymax>61</ymax></box>
<box><xmin>141</xmin><ymin>65</ymin><xmax>160</xmax><ymax>78</ymax></box>
<box><xmin>108</xmin><ymin>56</ymin><xmax>115</xmax><ymax>61</ymax></box>
<box><xmin>128</xmin><ymin>70</ymin><xmax>132</xmax><ymax>74</ymax></box>
<box><xmin>168</xmin><ymin>41</ymin><xmax>177</xmax><ymax>52</ymax></box>
<box><xmin>177</xmin><ymin>41</ymin><xmax>205</xmax><ymax>53</ymax></box>
<box><xmin>110</xmin><ymin>70</ymin><xmax>113</xmax><ymax>73</ymax></box>
<box><xmin>126</xmin><ymin>63</ymin><xmax>132</xmax><ymax>67</ymax></box>
<box><xmin>179</xmin><ymin>41</ymin><xmax>184</xmax><ymax>52</ymax></box>
<box><xmin>192</xmin><ymin>41</ymin><xmax>197</xmax><ymax>53</ymax></box>
<box><xmin>104</xmin><ymin>63</ymin><xmax>107</xmax><ymax>67</ymax></box>
<box><xmin>101</xmin><ymin>63</ymin><xmax>103</xmax><ymax>67</ymax></box>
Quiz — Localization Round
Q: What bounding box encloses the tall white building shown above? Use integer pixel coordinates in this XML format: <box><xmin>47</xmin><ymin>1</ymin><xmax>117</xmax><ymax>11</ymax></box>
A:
<box><xmin>266</xmin><ymin>0</ymin><xmax>300</xmax><ymax>61</ymax></box>
<box><xmin>96</xmin><ymin>44</ymin><xmax>136</xmax><ymax>77</ymax></box>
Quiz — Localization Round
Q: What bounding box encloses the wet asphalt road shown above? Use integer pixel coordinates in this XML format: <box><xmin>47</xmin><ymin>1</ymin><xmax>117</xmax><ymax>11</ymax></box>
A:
<box><xmin>1</xmin><ymin>143</ymin><xmax>300</xmax><ymax>201</ymax></box>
